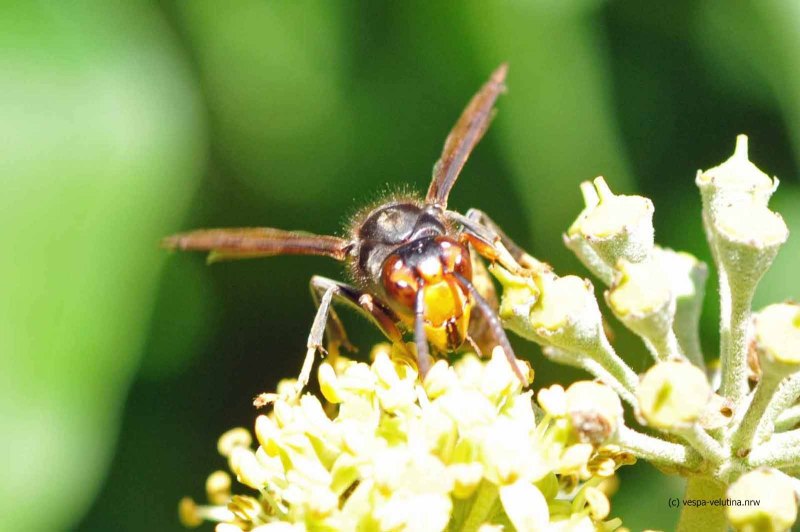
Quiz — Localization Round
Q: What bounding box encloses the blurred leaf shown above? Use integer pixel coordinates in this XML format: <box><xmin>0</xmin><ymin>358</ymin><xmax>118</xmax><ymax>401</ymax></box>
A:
<box><xmin>175</xmin><ymin>0</ymin><xmax>354</xmax><ymax>206</ymax></box>
<box><xmin>463</xmin><ymin>0</ymin><xmax>634</xmax><ymax>265</ymax></box>
<box><xmin>138</xmin><ymin>258</ymin><xmax>217</xmax><ymax>380</ymax></box>
<box><xmin>755</xmin><ymin>184</ymin><xmax>800</xmax><ymax>306</ymax></box>
<box><xmin>0</xmin><ymin>3</ymin><xmax>206</xmax><ymax>529</ymax></box>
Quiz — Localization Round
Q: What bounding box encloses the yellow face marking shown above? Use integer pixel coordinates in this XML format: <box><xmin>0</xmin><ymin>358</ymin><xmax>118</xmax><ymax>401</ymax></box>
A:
<box><xmin>422</xmin><ymin>280</ymin><xmax>472</xmax><ymax>351</ymax></box>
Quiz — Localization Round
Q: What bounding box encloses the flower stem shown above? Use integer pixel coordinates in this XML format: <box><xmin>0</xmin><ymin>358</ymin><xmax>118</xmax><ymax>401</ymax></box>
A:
<box><xmin>674</xmin><ymin>425</ymin><xmax>725</xmax><ymax>464</ymax></box>
<box><xmin>589</xmin><ymin>335</ymin><xmax>640</xmax><ymax>399</ymax></box>
<box><xmin>644</xmin><ymin>328</ymin><xmax>684</xmax><ymax>363</ymax></box>
<box><xmin>615</xmin><ymin>426</ymin><xmax>702</xmax><ymax>469</ymax></box>
<box><xmin>718</xmin><ymin>272</ymin><xmax>754</xmax><ymax>405</ymax></box>
<box><xmin>757</xmin><ymin>373</ymin><xmax>800</xmax><ymax>441</ymax></box>
<box><xmin>748</xmin><ymin>429</ymin><xmax>800</xmax><ymax>468</ymax></box>
<box><xmin>544</xmin><ymin>342</ymin><xmax>638</xmax><ymax>406</ymax></box>
<box><xmin>677</xmin><ymin>477</ymin><xmax>728</xmax><ymax>532</ymax></box>
<box><xmin>730</xmin><ymin>371</ymin><xmax>783</xmax><ymax>455</ymax></box>
<box><xmin>774</xmin><ymin>403</ymin><xmax>800</xmax><ymax>433</ymax></box>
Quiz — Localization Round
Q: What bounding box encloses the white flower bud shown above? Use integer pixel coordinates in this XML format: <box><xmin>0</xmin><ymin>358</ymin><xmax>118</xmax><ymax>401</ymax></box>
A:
<box><xmin>565</xmin><ymin>381</ymin><xmax>623</xmax><ymax>444</ymax></box>
<box><xmin>606</xmin><ymin>259</ymin><xmax>680</xmax><ymax>361</ymax></box>
<box><xmin>714</xmin><ymin>203</ymin><xmax>788</xmax><ymax>288</ymax></box>
<box><xmin>753</xmin><ymin>303</ymin><xmax>800</xmax><ymax>374</ymax></box>
<box><xmin>565</xmin><ymin>176</ymin><xmax>655</xmax><ymax>284</ymax></box>
<box><xmin>696</xmin><ymin>135</ymin><xmax>777</xmax><ymax>212</ymax></box>
<box><xmin>494</xmin><ymin>266</ymin><xmax>607</xmax><ymax>356</ymax></box>
<box><xmin>636</xmin><ymin>361</ymin><xmax>711</xmax><ymax>429</ymax></box>
<box><xmin>726</xmin><ymin>468</ymin><xmax>797</xmax><ymax>531</ymax></box>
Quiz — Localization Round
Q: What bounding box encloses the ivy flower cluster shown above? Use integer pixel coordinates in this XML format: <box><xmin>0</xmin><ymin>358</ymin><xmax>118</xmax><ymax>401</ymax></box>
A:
<box><xmin>180</xmin><ymin>135</ymin><xmax>799</xmax><ymax>531</ymax></box>
<box><xmin>180</xmin><ymin>346</ymin><xmax>631</xmax><ymax>531</ymax></box>
<box><xmin>495</xmin><ymin>135</ymin><xmax>799</xmax><ymax>531</ymax></box>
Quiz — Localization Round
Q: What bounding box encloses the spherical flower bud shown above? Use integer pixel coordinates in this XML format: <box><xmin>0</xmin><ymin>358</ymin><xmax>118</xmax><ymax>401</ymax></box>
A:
<box><xmin>566</xmin><ymin>381</ymin><xmax>623</xmax><ymax>444</ymax></box>
<box><xmin>726</xmin><ymin>468</ymin><xmax>797</xmax><ymax>531</ymax></box>
<box><xmin>714</xmin><ymin>203</ymin><xmax>788</xmax><ymax>288</ymax></box>
<box><xmin>752</xmin><ymin>303</ymin><xmax>800</xmax><ymax>372</ymax></box>
<box><xmin>217</xmin><ymin>427</ymin><xmax>252</xmax><ymax>458</ymax></box>
<box><xmin>636</xmin><ymin>361</ymin><xmax>711</xmax><ymax>429</ymax></box>
<box><xmin>606</xmin><ymin>259</ymin><xmax>678</xmax><ymax>361</ymax></box>
<box><xmin>565</xmin><ymin>176</ymin><xmax>655</xmax><ymax>284</ymax></box>
<box><xmin>696</xmin><ymin>135</ymin><xmax>777</xmax><ymax>210</ymax></box>
<box><xmin>495</xmin><ymin>266</ymin><xmax>607</xmax><ymax>356</ymax></box>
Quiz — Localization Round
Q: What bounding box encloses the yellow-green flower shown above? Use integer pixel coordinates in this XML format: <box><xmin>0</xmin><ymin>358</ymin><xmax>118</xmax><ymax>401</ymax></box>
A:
<box><xmin>180</xmin><ymin>347</ymin><xmax>625</xmax><ymax>531</ymax></box>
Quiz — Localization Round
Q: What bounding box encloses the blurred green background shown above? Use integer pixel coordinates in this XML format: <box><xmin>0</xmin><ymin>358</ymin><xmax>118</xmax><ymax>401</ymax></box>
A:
<box><xmin>2</xmin><ymin>1</ymin><xmax>799</xmax><ymax>531</ymax></box>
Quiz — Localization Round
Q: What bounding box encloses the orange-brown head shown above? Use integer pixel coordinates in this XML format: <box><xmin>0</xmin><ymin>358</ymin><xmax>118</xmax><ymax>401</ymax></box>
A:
<box><xmin>381</xmin><ymin>236</ymin><xmax>473</xmax><ymax>351</ymax></box>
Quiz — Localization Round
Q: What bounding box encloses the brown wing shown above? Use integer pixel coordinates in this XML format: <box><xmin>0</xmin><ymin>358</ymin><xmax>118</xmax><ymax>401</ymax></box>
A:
<box><xmin>425</xmin><ymin>63</ymin><xmax>507</xmax><ymax>209</ymax></box>
<box><xmin>162</xmin><ymin>228</ymin><xmax>351</xmax><ymax>263</ymax></box>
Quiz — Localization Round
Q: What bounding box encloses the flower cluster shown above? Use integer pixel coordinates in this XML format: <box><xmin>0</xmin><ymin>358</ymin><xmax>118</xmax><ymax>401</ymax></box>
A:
<box><xmin>180</xmin><ymin>135</ymin><xmax>800</xmax><ymax>532</ymax></box>
<box><xmin>180</xmin><ymin>346</ymin><xmax>631</xmax><ymax>531</ymax></box>
<box><xmin>493</xmin><ymin>135</ymin><xmax>799</xmax><ymax>531</ymax></box>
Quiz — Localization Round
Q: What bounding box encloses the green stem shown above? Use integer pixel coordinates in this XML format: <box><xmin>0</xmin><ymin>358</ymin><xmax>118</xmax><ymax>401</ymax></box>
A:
<box><xmin>673</xmin><ymin>267</ymin><xmax>708</xmax><ymax>370</ymax></box>
<box><xmin>589</xmin><ymin>335</ymin><xmax>640</xmax><ymax>399</ymax></box>
<box><xmin>677</xmin><ymin>477</ymin><xmax>728</xmax><ymax>532</ymax></box>
<box><xmin>774</xmin><ymin>403</ymin><xmax>800</xmax><ymax>432</ymax></box>
<box><xmin>757</xmin><ymin>373</ymin><xmax>800</xmax><ymax>440</ymax></box>
<box><xmin>644</xmin><ymin>328</ymin><xmax>684</xmax><ymax>363</ymax></box>
<box><xmin>675</xmin><ymin>425</ymin><xmax>725</xmax><ymax>464</ymax></box>
<box><xmin>616</xmin><ymin>426</ymin><xmax>702</xmax><ymax>470</ymax></box>
<box><xmin>748</xmin><ymin>429</ymin><xmax>800</xmax><ymax>468</ymax></box>
<box><xmin>718</xmin><ymin>272</ymin><xmax>754</xmax><ymax>405</ymax></box>
<box><xmin>542</xmin><ymin>344</ymin><xmax>638</xmax><ymax>407</ymax></box>
<box><xmin>730</xmin><ymin>371</ymin><xmax>783</xmax><ymax>455</ymax></box>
